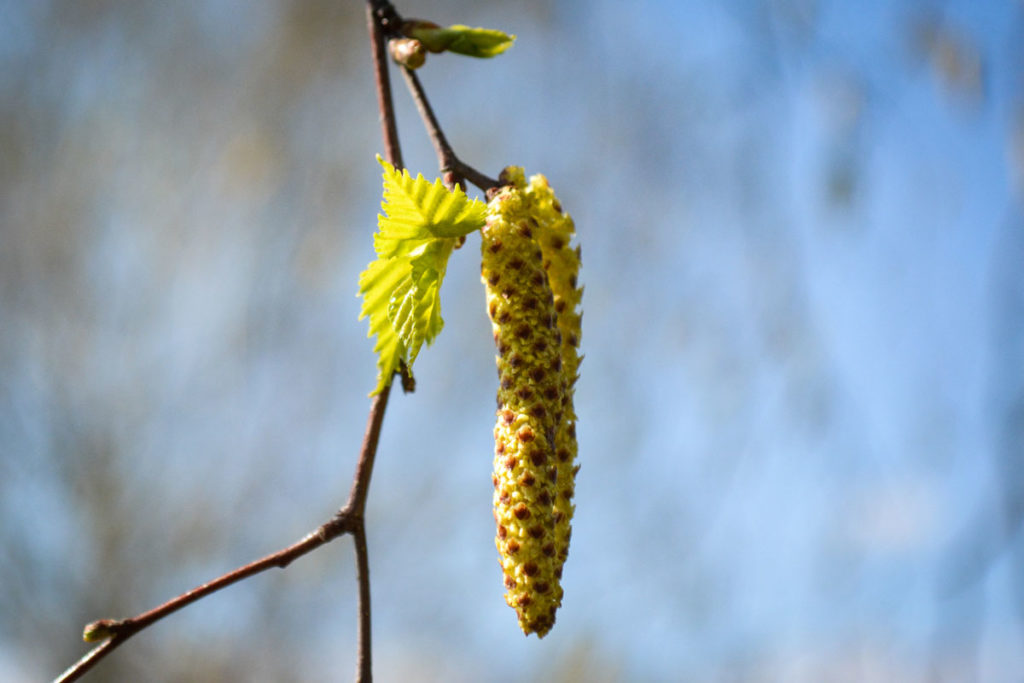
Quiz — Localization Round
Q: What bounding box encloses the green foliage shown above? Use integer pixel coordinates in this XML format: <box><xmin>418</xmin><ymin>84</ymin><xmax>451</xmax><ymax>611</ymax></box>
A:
<box><xmin>405</xmin><ymin>22</ymin><xmax>515</xmax><ymax>58</ymax></box>
<box><xmin>359</xmin><ymin>157</ymin><xmax>486</xmax><ymax>394</ymax></box>
<box><xmin>373</xmin><ymin>156</ymin><xmax>487</xmax><ymax>253</ymax></box>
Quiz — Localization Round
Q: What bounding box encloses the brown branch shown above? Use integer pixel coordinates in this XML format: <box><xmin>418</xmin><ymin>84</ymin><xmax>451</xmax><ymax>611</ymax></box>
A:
<box><xmin>56</xmin><ymin>5</ymin><xmax>405</xmax><ymax>682</ymax></box>
<box><xmin>368</xmin><ymin>0</ymin><xmax>403</xmax><ymax>169</ymax></box>
<box><xmin>57</xmin><ymin>513</ymin><xmax>357</xmax><ymax>683</ymax></box>
<box><xmin>352</xmin><ymin>525</ymin><xmax>374</xmax><ymax>681</ymax></box>
<box><xmin>402</xmin><ymin>68</ymin><xmax>454</xmax><ymax>171</ymax></box>
<box><xmin>347</xmin><ymin>386</ymin><xmax>392</xmax><ymax>683</ymax></box>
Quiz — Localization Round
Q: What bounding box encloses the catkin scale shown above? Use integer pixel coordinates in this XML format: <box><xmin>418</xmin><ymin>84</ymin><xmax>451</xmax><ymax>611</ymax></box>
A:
<box><xmin>482</xmin><ymin>182</ymin><xmax>566</xmax><ymax>637</ymax></box>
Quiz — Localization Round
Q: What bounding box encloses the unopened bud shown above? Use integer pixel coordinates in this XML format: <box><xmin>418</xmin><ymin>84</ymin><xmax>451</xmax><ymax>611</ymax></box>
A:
<box><xmin>388</xmin><ymin>37</ymin><xmax>426</xmax><ymax>70</ymax></box>
<box><xmin>83</xmin><ymin>618</ymin><xmax>120</xmax><ymax>642</ymax></box>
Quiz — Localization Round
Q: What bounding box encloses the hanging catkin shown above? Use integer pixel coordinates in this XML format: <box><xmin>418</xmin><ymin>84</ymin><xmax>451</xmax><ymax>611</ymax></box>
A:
<box><xmin>481</xmin><ymin>167</ymin><xmax>581</xmax><ymax>637</ymax></box>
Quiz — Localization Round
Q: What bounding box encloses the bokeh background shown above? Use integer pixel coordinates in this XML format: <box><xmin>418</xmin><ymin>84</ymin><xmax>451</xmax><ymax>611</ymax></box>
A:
<box><xmin>3</xmin><ymin>0</ymin><xmax>1024</xmax><ymax>680</ymax></box>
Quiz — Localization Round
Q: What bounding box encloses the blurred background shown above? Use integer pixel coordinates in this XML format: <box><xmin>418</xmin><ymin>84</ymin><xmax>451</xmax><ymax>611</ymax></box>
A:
<box><xmin>2</xmin><ymin>0</ymin><xmax>1023</xmax><ymax>680</ymax></box>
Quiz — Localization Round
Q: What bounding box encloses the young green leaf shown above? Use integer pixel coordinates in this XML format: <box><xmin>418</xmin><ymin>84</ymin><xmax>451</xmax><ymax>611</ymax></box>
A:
<box><xmin>359</xmin><ymin>158</ymin><xmax>486</xmax><ymax>394</ymax></box>
<box><xmin>387</xmin><ymin>239</ymin><xmax>454</xmax><ymax>366</ymax></box>
<box><xmin>376</xmin><ymin>156</ymin><xmax>486</xmax><ymax>249</ymax></box>
<box><xmin>358</xmin><ymin>256</ymin><xmax>408</xmax><ymax>394</ymax></box>
<box><xmin>403</xmin><ymin>22</ymin><xmax>515</xmax><ymax>58</ymax></box>
<box><xmin>438</xmin><ymin>25</ymin><xmax>515</xmax><ymax>58</ymax></box>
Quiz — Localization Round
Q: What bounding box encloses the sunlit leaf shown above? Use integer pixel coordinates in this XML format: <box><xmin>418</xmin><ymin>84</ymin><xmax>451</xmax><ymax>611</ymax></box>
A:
<box><xmin>358</xmin><ymin>158</ymin><xmax>485</xmax><ymax>394</ymax></box>
<box><xmin>375</xmin><ymin>156</ymin><xmax>486</xmax><ymax>257</ymax></box>
<box><xmin>358</xmin><ymin>256</ymin><xmax>409</xmax><ymax>394</ymax></box>
<box><xmin>404</xmin><ymin>22</ymin><xmax>515</xmax><ymax>58</ymax></box>
<box><xmin>387</xmin><ymin>239</ymin><xmax>454</xmax><ymax>365</ymax></box>
<box><xmin>441</xmin><ymin>25</ymin><xmax>515</xmax><ymax>58</ymax></box>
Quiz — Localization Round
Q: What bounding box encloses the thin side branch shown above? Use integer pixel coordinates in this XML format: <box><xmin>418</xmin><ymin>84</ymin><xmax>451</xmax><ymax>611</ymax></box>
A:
<box><xmin>57</xmin><ymin>388</ymin><xmax>392</xmax><ymax>683</ymax></box>
<box><xmin>57</xmin><ymin>499</ymin><xmax>360</xmax><ymax>679</ymax></box>
<box><xmin>401</xmin><ymin>67</ymin><xmax>499</xmax><ymax>192</ymax></box>
<box><xmin>402</xmin><ymin>68</ymin><xmax>455</xmax><ymax>170</ymax></box>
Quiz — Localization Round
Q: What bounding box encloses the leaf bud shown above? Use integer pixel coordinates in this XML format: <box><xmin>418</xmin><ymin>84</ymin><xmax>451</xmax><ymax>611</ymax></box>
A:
<box><xmin>388</xmin><ymin>37</ymin><xmax>426</xmax><ymax>70</ymax></box>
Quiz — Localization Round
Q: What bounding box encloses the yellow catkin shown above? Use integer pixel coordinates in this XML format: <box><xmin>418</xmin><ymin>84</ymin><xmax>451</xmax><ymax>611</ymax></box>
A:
<box><xmin>482</xmin><ymin>175</ymin><xmax>565</xmax><ymax>637</ymax></box>
<box><xmin>524</xmin><ymin>171</ymin><xmax>582</xmax><ymax>575</ymax></box>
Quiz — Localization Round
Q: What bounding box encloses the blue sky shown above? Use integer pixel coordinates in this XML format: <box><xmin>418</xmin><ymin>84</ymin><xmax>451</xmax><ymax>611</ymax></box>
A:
<box><xmin>2</xmin><ymin>1</ymin><xmax>1023</xmax><ymax>680</ymax></box>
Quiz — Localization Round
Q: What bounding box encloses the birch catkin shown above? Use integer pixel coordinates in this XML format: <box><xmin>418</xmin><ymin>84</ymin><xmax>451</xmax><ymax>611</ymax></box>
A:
<box><xmin>482</xmin><ymin>173</ymin><xmax>565</xmax><ymax>637</ymax></box>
